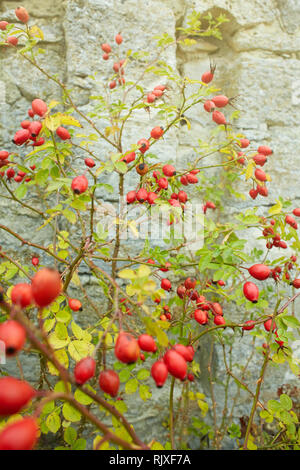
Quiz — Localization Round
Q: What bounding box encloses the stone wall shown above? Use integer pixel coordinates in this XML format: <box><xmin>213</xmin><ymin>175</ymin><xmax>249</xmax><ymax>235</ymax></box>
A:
<box><xmin>1</xmin><ymin>0</ymin><xmax>300</xmax><ymax>449</ymax></box>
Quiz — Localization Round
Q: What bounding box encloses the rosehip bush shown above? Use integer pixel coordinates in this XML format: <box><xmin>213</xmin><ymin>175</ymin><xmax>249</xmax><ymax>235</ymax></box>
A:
<box><xmin>0</xmin><ymin>7</ymin><xmax>299</xmax><ymax>451</ymax></box>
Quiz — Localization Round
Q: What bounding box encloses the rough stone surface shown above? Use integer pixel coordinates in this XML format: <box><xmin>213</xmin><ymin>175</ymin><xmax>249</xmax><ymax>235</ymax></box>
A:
<box><xmin>0</xmin><ymin>0</ymin><xmax>300</xmax><ymax>450</ymax></box>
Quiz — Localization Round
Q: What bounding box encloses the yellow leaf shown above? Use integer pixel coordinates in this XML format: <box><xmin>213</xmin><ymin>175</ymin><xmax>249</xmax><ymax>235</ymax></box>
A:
<box><xmin>118</xmin><ymin>269</ymin><xmax>136</xmax><ymax>280</ymax></box>
<box><xmin>94</xmin><ymin>436</ymin><xmax>110</xmax><ymax>450</ymax></box>
<box><xmin>245</xmin><ymin>161</ymin><xmax>254</xmax><ymax>180</ymax></box>
<box><xmin>155</xmin><ymin>327</ymin><xmax>169</xmax><ymax>347</ymax></box>
<box><xmin>48</xmin><ymin>100</ymin><xmax>60</xmax><ymax>110</ymax></box>
<box><xmin>142</xmin><ymin>280</ymin><xmax>156</xmax><ymax>293</ymax></box>
<box><xmin>29</xmin><ymin>25</ymin><xmax>44</xmax><ymax>40</ymax></box>
<box><xmin>151</xmin><ymin>441</ymin><xmax>165</xmax><ymax>450</ymax></box>
<box><xmin>126</xmin><ymin>284</ymin><xmax>138</xmax><ymax>296</ymax></box>
<box><xmin>68</xmin><ymin>340</ymin><xmax>94</xmax><ymax>361</ymax></box>
<box><xmin>44</xmin><ymin>115</ymin><xmax>61</xmax><ymax>132</ymax></box>
<box><xmin>60</xmin><ymin>114</ymin><xmax>82</xmax><ymax>128</ymax></box>
<box><xmin>268</xmin><ymin>199</ymin><xmax>282</xmax><ymax>216</ymax></box>
<box><xmin>47</xmin><ymin>349</ymin><xmax>69</xmax><ymax>375</ymax></box>
<box><xmin>137</xmin><ymin>265</ymin><xmax>151</xmax><ymax>278</ymax></box>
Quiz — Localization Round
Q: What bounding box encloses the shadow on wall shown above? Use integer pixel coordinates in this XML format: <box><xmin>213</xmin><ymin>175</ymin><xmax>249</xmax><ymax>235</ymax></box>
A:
<box><xmin>175</xmin><ymin>6</ymin><xmax>242</xmax><ymax>136</ymax></box>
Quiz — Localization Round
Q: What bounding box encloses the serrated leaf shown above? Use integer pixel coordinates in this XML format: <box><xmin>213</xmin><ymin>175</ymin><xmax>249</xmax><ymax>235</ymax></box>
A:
<box><xmin>62</xmin><ymin>209</ymin><xmax>77</xmax><ymax>224</ymax></box>
<box><xmin>269</xmin><ymin>199</ymin><xmax>282</xmax><ymax>216</ymax></box>
<box><xmin>60</xmin><ymin>114</ymin><xmax>82</xmax><ymax>127</ymax></box>
<box><xmin>71</xmin><ymin>321</ymin><xmax>85</xmax><ymax>340</ymax></box>
<box><xmin>125</xmin><ymin>378</ymin><xmax>138</xmax><ymax>394</ymax></box>
<box><xmin>46</xmin><ymin>412</ymin><xmax>61</xmax><ymax>433</ymax></box>
<box><xmin>139</xmin><ymin>384</ymin><xmax>152</xmax><ymax>401</ymax></box>
<box><xmin>74</xmin><ymin>388</ymin><xmax>94</xmax><ymax>406</ymax></box>
<box><xmin>119</xmin><ymin>369</ymin><xmax>131</xmax><ymax>383</ymax></box>
<box><xmin>245</xmin><ymin>161</ymin><xmax>255</xmax><ymax>180</ymax></box>
<box><xmin>137</xmin><ymin>265</ymin><xmax>151</xmax><ymax>278</ymax></box>
<box><xmin>72</xmin><ymin>438</ymin><xmax>86</xmax><ymax>450</ymax></box>
<box><xmin>279</xmin><ymin>394</ymin><xmax>293</xmax><ymax>411</ymax></box>
<box><xmin>64</xmin><ymin>427</ymin><xmax>77</xmax><ymax>445</ymax></box>
<box><xmin>43</xmin><ymin>318</ymin><xmax>56</xmax><ymax>333</ymax></box>
<box><xmin>14</xmin><ymin>184</ymin><xmax>28</xmax><ymax>199</ymax></box>
<box><xmin>68</xmin><ymin>340</ymin><xmax>94</xmax><ymax>361</ymax></box>
<box><xmin>268</xmin><ymin>399</ymin><xmax>282</xmax><ymax>413</ymax></box>
<box><xmin>137</xmin><ymin>369</ymin><xmax>150</xmax><ymax>381</ymax></box>
<box><xmin>48</xmin><ymin>332</ymin><xmax>70</xmax><ymax>350</ymax></box>
<box><xmin>115</xmin><ymin>161</ymin><xmax>128</xmax><ymax>174</ymax></box>
<box><xmin>282</xmin><ymin>316</ymin><xmax>300</xmax><ymax>328</ymax></box>
<box><xmin>29</xmin><ymin>25</ymin><xmax>44</xmax><ymax>40</ymax></box>
<box><xmin>118</xmin><ymin>269</ymin><xmax>136</xmax><ymax>280</ymax></box>
<box><xmin>260</xmin><ymin>409</ymin><xmax>273</xmax><ymax>423</ymax></box>
<box><xmin>44</xmin><ymin>115</ymin><xmax>61</xmax><ymax>132</ymax></box>
<box><xmin>62</xmin><ymin>403</ymin><xmax>82</xmax><ymax>423</ymax></box>
<box><xmin>47</xmin><ymin>349</ymin><xmax>69</xmax><ymax>376</ymax></box>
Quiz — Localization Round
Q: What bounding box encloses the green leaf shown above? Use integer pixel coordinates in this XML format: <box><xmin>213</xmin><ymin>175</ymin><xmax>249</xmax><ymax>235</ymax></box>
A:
<box><xmin>62</xmin><ymin>209</ymin><xmax>77</xmax><ymax>224</ymax></box>
<box><xmin>64</xmin><ymin>427</ymin><xmax>77</xmax><ymax>445</ymax></box>
<box><xmin>74</xmin><ymin>388</ymin><xmax>94</xmax><ymax>406</ymax></box>
<box><xmin>282</xmin><ymin>316</ymin><xmax>300</xmax><ymax>328</ymax></box>
<box><xmin>35</xmin><ymin>169</ymin><xmax>49</xmax><ymax>185</ymax></box>
<box><xmin>14</xmin><ymin>184</ymin><xmax>28</xmax><ymax>199</ymax></box>
<box><xmin>62</xmin><ymin>403</ymin><xmax>82</xmax><ymax>422</ymax></box>
<box><xmin>125</xmin><ymin>378</ymin><xmax>138</xmax><ymax>394</ymax></box>
<box><xmin>43</xmin><ymin>318</ymin><xmax>56</xmax><ymax>333</ymax></box>
<box><xmin>46</xmin><ymin>412</ymin><xmax>61</xmax><ymax>433</ymax></box>
<box><xmin>269</xmin><ymin>199</ymin><xmax>282</xmax><ymax>216</ymax></box>
<box><xmin>70</xmin><ymin>198</ymin><xmax>86</xmax><ymax>211</ymax></box>
<box><xmin>137</xmin><ymin>369</ymin><xmax>150</xmax><ymax>381</ymax></box>
<box><xmin>71</xmin><ymin>321</ymin><xmax>85</xmax><ymax>340</ymax></box>
<box><xmin>60</xmin><ymin>114</ymin><xmax>82</xmax><ymax>128</ymax></box>
<box><xmin>72</xmin><ymin>438</ymin><xmax>86</xmax><ymax>450</ymax></box>
<box><xmin>41</xmin><ymin>400</ymin><xmax>55</xmax><ymax>415</ymax></box>
<box><xmin>139</xmin><ymin>384</ymin><xmax>152</xmax><ymax>401</ymax></box>
<box><xmin>55</xmin><ymin>323</ymin><xmax>69</xmax><ymax>341</ymax></box>
<box><xmin>119</xmin><ymin>369</ymin><xmax>131</xmax><ymax>383</ymax></box>
<box><xmin>114</xmin><ymin>161</ymin><xmax>128</xmax><ymax>174</ymax></box>
<box><xmin>56</xmin><ymin>310</ymin><xmax>72</xmax><ymax>323</ymax></box>
<box><xmin>279</xmin><ymin>410</ymin><xmax>293</xmax><ymax>425</ymax></box>
<box><xmin>260</xmin><ymin>409</ymin><xmax>273</xmax><ymax>423</ymax></box>
<box><xmin>268</xmin><ymin>399</ymin><xmax>282</xmax><ymax>413</ymax></box>
<box><xmin>279</xmin><ymin>394</ymin><xmax>293</xmax><ymax>411</ymax></box>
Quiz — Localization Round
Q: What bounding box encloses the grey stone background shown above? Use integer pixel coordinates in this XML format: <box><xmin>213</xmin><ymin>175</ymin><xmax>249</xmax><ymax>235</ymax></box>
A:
<box><xmin>1</xmin><ymin>0</ymin><xmax>300</xmax><ymax>449</ymax></box>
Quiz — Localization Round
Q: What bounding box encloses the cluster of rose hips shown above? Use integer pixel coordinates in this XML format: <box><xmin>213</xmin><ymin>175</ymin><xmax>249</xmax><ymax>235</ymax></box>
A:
<box><xmin>176</xmin><ymin>277</ymin><xmax>226</xmax><ymax>327</ymax></box>
<box><xmin>0</xmin><ymin>97</ymin><xmax>72</xmax><ymax>183</ymax></box>
<box><xmin>261</xmin><ymin>210</ymin><xmax>300</xmax><ymax>252</ymax></box>
<box><xmin>0</xmin><ymin>151</ymin><xmax>35</xmax><ymax>182</ymax></box>
<box><xmin>201</xmin><ymin>64</ymin><xmax>274</xmax><ymax>201</ymax></box>
<box><xmin>101</xmin><ymin>34</ymin><xmax>128</xmax><ymax>88</ymax></box>
<box><xmin>262</xmin><ymin>222</ymin><xmax>287</xmax><ymax>250</ymax></box>
<box><xmin>207</xmin><ymin>106</ymin><xmax>273</xmax><ymax>200</ymax></box>
<box><xmin>0</xmin><ymin>6</ymin><xmax>30</xmax><ymax>47</ymax></box>
<box><xmin>145</xmin><ymin>84</ymin><xmax>167</xmax><ymax>104</ymax></box>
